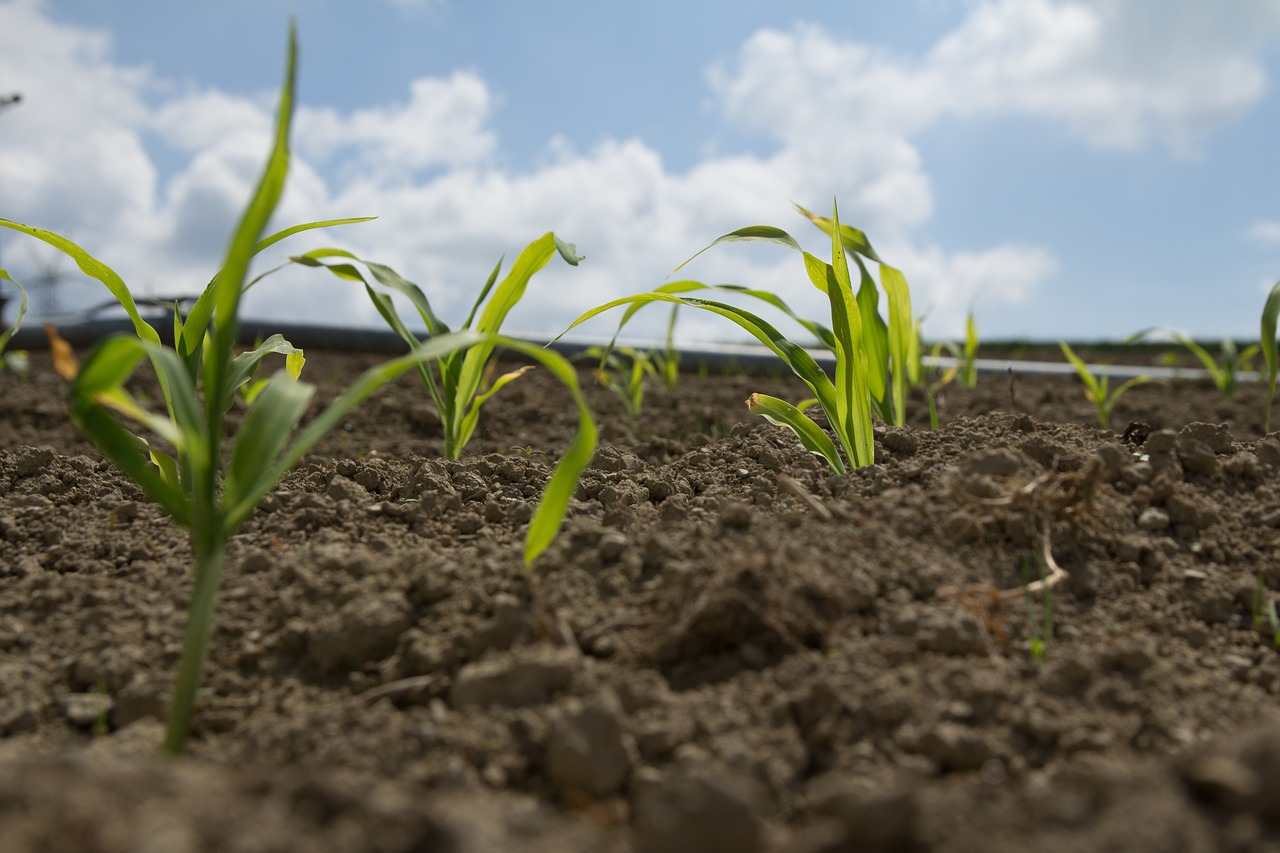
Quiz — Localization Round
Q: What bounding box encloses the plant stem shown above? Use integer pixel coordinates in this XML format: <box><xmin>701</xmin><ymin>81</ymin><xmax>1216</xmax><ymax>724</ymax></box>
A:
<box><xmin>162</xmin><ymin>530</ymin><xmax>227</xmax><ymax>754</ymax></box>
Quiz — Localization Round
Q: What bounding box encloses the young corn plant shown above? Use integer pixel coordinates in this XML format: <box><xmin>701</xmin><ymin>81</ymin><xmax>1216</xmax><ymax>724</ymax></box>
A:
<box><xmin>289</xmin><ymin>233</ymin><xmax>583</xmax><ymax>461</ymax></box>
<box><xmin>600</xmin><ymin>202</ymin><xmax>915</xmax><ymax>427</ymax></box>
<box><xmin>651</xmin><ymin>303</ymin><xmax>681</xmax><ymax>391</ymax></box>
<box><xmin>1</xmin><ymin>27</ymin><xmax>595</xmax><ymax>754</ymax></box>
<box><xmin>0</xmin><ymin>272</ymin><xmax>28</xmax><ymax>373</ymax></box>
<box><xmin>1128</xmin><ymin>328</ymin><xmax>1258</xmax><ymax>397</ymax></box>
<box><xmin>1059</xmin><ymin>342</ymin><xmax>1156</xmax><ymax>430</ymax></box>
<box><xmin>580</xmin><ymin>344</ymin><xmax>656</xmax><ymax>424</ymax></box>
<box><xmin>795</xmin><ymin>204</ymin><xmax>915</xmax><ymax>427</ymax></box>
<box><xmin>1252</xmin><ymin>574</ymin><xmax>1280</xmax><ymax>650</ymax></box>
<box><xmin>923</xmin><ymin>352</ymin><xmax>960</xmax><ymax>431</ymax></box>
<box><xmin>1264</xmin><ymin>279</ymin><xmax>1280</xmax><ymax>433</ymax></box>
<box><xmin>559</xmin><ymin>200</ymin><xmax>877</xmax><ymax>473</ymax></box>
<box><xmin>1022</xmin><ymin>553</ymin><xmax>1054</xmax><ymax>666</ymax></box>
<box><xmin>933</xmin><ymin>310</ymin><xmax>980</xmax><ymax>389</ymax></box>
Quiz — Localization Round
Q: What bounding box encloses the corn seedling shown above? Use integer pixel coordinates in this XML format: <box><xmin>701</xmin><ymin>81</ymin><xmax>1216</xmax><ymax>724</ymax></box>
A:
<box><xmin>652</xmin><ymin>303</ymin><xmax>681</xmax><ymax>391</ymax></box>
<box><xmin>1059</xmin><ymin>342</ymin><xmax>1156</xmax><ymax>429</ymax></box>
<box><xmin>1128</xmin><ymin>328</ymin><xmax>1257</xmax><ymax>397</ymax></box>
<box><xmin>2</xmin><ymin>27</ymin><xmax>594</xmax><ymax>754</ymax></box>
<box><xmin>559</xmin><ymin>200</ymin><xmax>878</xmax><ymax>473</ymax></box>
<box><xmin>291</xmin><ymin>233</ymin><xmax>583</xmax><ymax>462</ymax></box>
<box><xmin>1252</xmin><ymin>574</ymin><xmax>1280</xmax><ymax>650</ymax></box>
<box><xmin>0</xmin><ymin>272</ymin><xmax>28</xmax><ymax>373</ymax></box>
<box><xmin>1022</xmin><ymin>553</ymin><xmax>1054</xmax><ymax>666</ymax></box>
<box><xmin>924</xmin><ymin>355</ymin><xmax>960</xmax><ymax>431</ymax></box>
<box><xmin>580</xmin><ymin>344</ymin><xmax>655</xmax><ymax>424</ymax></box>
<box><xmin>1264</xmin><ymin>279</ymin><xmax>1280</xmax><ymax>433</ymax></box>
<box><xmin>932</xmin><ymin>310</ymin><xmax>980</xmax><ymax>389</ymax></box>
<box><xmin>796</xmin><ymin>203</ymin><xmax>915</xmax><ymax>427</ymax></box>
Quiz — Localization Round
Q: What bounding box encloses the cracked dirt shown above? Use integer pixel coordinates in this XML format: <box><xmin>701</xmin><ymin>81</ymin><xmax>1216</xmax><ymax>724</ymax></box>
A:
<box><xmin>3</xmin><ymin>347</ymin><xmax>1280</xmax><ymax>852</ymax></box>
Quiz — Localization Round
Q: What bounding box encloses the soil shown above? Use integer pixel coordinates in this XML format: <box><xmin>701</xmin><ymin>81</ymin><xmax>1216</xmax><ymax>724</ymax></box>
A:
<box><xmin>3</xmin><ymin>345</ymin><xmax>1280</xmax><ymax>852</ymax></box>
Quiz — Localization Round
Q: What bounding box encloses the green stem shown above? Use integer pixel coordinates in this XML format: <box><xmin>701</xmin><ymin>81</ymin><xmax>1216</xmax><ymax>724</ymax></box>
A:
<box><xmin>162</xmin><ymin>529</ymin><xmax>227</xmax><ymax>755</ymax></box>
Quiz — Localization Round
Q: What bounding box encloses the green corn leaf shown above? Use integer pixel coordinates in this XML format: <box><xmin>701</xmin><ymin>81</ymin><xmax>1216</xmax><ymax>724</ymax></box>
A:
<box><xmin>455</xmin><ymin>233</ymin><xmax>568</xmax><ymax>420</ymax></box>
<box><xmin>149</xmin><ymin>448</ymin><xmax>182</xmax><ymax>492</ymax></box>
<box><xmin>1263</xmin><ymin>279</ymin><xmax>1280</xmax><ymax>432</ymax></box>
<box><xmin>822</xmin><ymin>201</ymin><xmax>874</xmax><ymax>467</ymax></box>
<box><xmin>223</xmin><ymin>333</ymin><xmax>304</xmax><ymax>413</ymax></box>
<box><xmin>223</xmin><ymin>372</ymin><xmax>315</xmax><ymax>515</ymax></box>
<box><xmin>794</xmin><ymin>203</ymin><xmax>884</xmax><ymax>264</ymax></box>
<box><xmin>496</xmin><ymin>340</ymin><xmax>595</xmax><ymax>564</ymax></box>
<box><xmin>462</xmin><ymin>258</ymin><xmax>504</xmax><ymax>333</ymax></box>
<box><xmin>850</xmin><ymin>254</ymin><xmax>890</xmax><ymax>415</ymax></box>
<box><xmin>0</xmin><ymin>271</ymin><xmax>29</xmax><ymax>361</ymax></box>
<box><xmin>671</xmin><ymin>225</ymin><xmax>805</xmax><ymax>276</ymax></box>
<box><xmin>0</xmin><ymin>221</ymin><xmax>159</xmax><ymax>345</ymax></box>
<box><xmin>559</xmin><ymin>291</ymin><xmax>842</xmax><ymax>421</ymax></box>
<box><xmin>456</xmin><ymin>364</ymin><xmax>534</xmax><ymax>454</ymax></box>
<box><xmin>620</xmin><ymin>281</ymin><xmax>837</xmax><ymax>351</ymax></box>
<box><xmin>747</xmin><ymin>393</ymin><xmax>844</xmax><ymax>473</ymax></box>
<box><xmin>362</xmin><ymin>259</ymin><xmax>453</xmax><ymax>338</ymax></box>
<box><xmin>881</xmin><ymin>263</ymin><xmax>914</xmax><ymax>427</ymax></box>
<box><xmin>254</xmin><ymin>217</ymin><xmax>374</xmax><ymax>256</ymax></box>
<box><xmin>202</xmin><ymin>24</ymin><xmax>296</xmax><ymax>446</ymax></box>
<box><xmin>68</xmin><ymin>336</ymin><xmax>203</xmax><ymax>523</ymax></box>
<box><xmin>73</xmin><ymin>404</ymin><xmax>192</xmax><ymax>525</ymax></box>
<box><xmin>1059</xmin><ymin>342</ymin><xmax>1103</xmax><ymax>398</ymax></box>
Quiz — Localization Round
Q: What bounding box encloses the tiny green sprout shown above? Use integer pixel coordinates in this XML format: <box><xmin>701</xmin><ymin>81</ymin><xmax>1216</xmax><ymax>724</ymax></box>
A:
<box><xmin>1022</xmin><ymin>553</ymin><xmax>1054</xmax><ymax>666</ymax></box>
<box><xmin>1252</xmin><ymin>574</ymin><xmax>1280</xmax><ymax>650</ymax></box>
<box><xmin>924</xmin><ymin>357</ymin><xmax>960</xmax><ymax>431</ymax></box>
<box><xmin>0</xmin><ymin>272</ymin><xmax>28</xmax><ymax>373</ymax></box>
<box><xmin>1059</xmin><ymin>342</ymin><xmax>1157</xmax><ymax>430</ymax></box>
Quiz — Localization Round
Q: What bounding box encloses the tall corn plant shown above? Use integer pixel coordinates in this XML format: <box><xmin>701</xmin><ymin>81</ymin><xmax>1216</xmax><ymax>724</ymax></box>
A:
<box><xmin>560</xmin><ymin>200</ymin><xmax>876</xmax><ymax>472</ymax></box>
<box><xmin>1</xmin><ymin>26</ymin><xmax>594</xmax><ymax>753</ymax></box>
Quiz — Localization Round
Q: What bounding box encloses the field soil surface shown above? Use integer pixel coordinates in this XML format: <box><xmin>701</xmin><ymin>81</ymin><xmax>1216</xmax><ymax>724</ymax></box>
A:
<box><xmin>3</xmin><ymin>346</ymin><xmax>1280</xmax><ymax>852</ymax></box>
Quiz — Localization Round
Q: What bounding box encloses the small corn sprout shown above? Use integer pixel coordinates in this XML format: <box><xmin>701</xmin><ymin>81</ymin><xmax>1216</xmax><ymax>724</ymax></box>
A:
<box><xmin>560</xmin><ymin>200</ymin><xmax>880</xmax><ymax>472</ymax></box>
<box><xmin>580</xmin><ymin>345</ymin><xmax>656</xmax><ymax>423</ymax></box>
<box><xmin>291</xmin><ymin>233</ymin><xmax>584</xmax><ymax>462</ymax></box>
<box><xmin>1022</xmin><ymin>554</ymin><xmax>1054</xmax><ymax>666</ymax></box>
<box><xmin>1128</xmin><ymin>328</ymin><xmax>1258</xmax><ymax>397</ymax></box>
<box><xmin>0</xmin><ymin>273</ymin><xmax>28</xmax><ymax>373</ymax></box>
<box><xmin>1059</xmin><ymin>342</ymin><xmax>1156</xmax><ymax>430</ymax></box>
<box><xmin>2</xmin><ymin>26</ymin><xmax>594</xmax><ymax>754</ymax></box>
<box><xmin>652</xmin><ymin>303</ymin><xmax>681</xmax><ymax>391</ymax></box>
<box><xmin>1253</xmin><ymin>575</ymin><xmax>1280</xmax><ymax>650</ymax></box>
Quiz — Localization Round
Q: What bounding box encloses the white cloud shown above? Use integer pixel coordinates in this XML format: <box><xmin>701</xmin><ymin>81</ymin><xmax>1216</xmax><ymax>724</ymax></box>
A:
<box><xmin>1246</xmin><ymin>220</ymin><xmax>1280</xmax><ymax>245</ymax></box>
<box><xmin>297</xmin><ymin>73</ymin><xmax>496</xmax><ymax>178</ymax></box>
<box><xmin>3</xmin><ymin>0</ymin><xmax>1279</xmax><ymax>343</ymax></box>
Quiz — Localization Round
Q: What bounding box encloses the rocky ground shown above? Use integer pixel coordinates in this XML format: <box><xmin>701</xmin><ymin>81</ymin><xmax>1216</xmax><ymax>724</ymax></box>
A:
<box><xmin>2</xmin><ymin>344</ymin><xmax>1280</xmax><ymax>852</ymax></box>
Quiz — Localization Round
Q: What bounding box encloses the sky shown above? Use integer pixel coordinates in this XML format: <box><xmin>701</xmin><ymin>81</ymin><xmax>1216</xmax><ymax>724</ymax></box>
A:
<box><xmin>3</xmin><ymin>0</ymin><xmax>1280</xmax><ymax>346</ymax></box>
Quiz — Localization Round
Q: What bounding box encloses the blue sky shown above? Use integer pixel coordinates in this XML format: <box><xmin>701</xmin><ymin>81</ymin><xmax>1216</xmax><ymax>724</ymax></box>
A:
<box><xmin>3</xmin><ymin>0</ymin><xmax>1280</xmax><ymax>344</ymax></box>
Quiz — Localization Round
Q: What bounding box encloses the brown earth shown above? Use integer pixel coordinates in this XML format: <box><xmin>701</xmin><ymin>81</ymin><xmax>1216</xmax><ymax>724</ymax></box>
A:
<box><xmin>2</xmin><ymin>345</ymin><xmax>1280</xmax><ymax>852</ymax></box>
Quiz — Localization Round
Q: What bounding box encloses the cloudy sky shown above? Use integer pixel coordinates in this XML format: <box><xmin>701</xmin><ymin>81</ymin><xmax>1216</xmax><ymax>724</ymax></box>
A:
<box><xmin>3</xmin><ymin>0</ymin><xmax>1280</xmax><ymax>345</ymax></box>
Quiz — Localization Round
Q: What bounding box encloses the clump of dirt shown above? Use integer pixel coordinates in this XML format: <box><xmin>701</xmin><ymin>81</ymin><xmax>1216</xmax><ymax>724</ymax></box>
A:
<box><xmin>3</xmin><ymin>348</ymin><xmax>1280</xmax><ymax>851</ymax></box>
